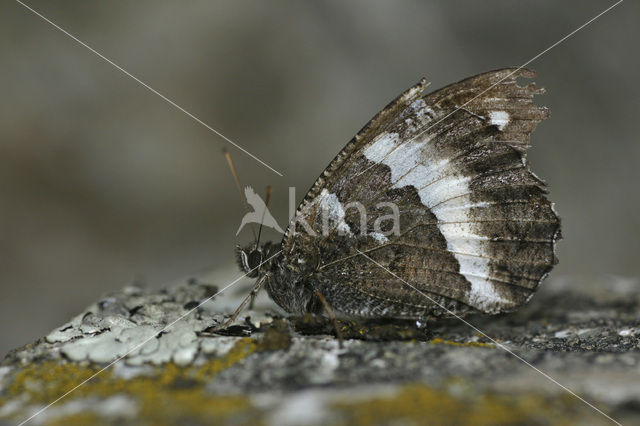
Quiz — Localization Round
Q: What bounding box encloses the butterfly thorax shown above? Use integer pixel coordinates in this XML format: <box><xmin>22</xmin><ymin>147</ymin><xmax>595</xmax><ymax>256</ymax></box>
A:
<box><xmin>265</xmin><ymin>258</ymin><xmax>316</xmax><ymax>315</ymax></box>
<box><xmin>235</xmin><ymin>241</ymin><xmax>316</xmax><ymax>314</ymax></box>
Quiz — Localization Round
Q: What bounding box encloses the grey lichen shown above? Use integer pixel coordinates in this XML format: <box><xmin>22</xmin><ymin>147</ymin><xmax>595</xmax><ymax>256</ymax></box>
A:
<box><xmin>39</xmin><ymin>281</ymin><xmax>250</xmax><ymax>367</ymax></box>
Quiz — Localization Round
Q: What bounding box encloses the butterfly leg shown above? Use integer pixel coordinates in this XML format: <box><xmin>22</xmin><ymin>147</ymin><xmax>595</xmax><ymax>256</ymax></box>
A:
<box><xmin>248</xmin><ymin>286</ymin><xmax>261</xmax><ymax>310</ymax></box>
<box><xmin>210</xmin><ymin>275</ymin><xmax>267</xmax><ymax>332</ymax></box>
<box><xmin>313</xmin><ymin>289</ymin><xmax>344</xmax><ymax>349</ymax></box>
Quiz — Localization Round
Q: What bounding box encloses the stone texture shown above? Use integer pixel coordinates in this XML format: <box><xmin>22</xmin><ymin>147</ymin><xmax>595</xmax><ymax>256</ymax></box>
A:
<box><xmin>1</xmin><ymin>274</ymin><xmax>639</xmax><ymax>425</ymax></box>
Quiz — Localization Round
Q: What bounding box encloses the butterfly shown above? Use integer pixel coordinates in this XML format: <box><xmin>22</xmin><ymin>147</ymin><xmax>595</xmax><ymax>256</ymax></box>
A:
<box><xmin>231</xmin><ymin>68</ymin><xmax>561</xmax><ymax>327</ymax></box>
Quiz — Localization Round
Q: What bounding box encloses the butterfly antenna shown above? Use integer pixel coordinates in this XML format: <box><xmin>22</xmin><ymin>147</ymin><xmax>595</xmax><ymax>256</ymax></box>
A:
<box><xmin>223</xmin><ymin>147</ymin><xmax>257</xmax><ymax>241</ymax></box>
<box><xmin>255</xmin><ymin>185</ymin><xmax>272</xmax><ymax>250</ymax></box>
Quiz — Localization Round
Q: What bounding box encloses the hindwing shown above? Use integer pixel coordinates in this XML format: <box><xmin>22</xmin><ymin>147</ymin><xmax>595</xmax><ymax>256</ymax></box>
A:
<box><xmin>281</xmin><ymin>68</ymin><xmax>561</xmax><ymax>317</ymax></box>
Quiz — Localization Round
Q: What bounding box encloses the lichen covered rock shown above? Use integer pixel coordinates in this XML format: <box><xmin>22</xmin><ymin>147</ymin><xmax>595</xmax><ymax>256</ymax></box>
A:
<box><xmin>1</xmin><ymin>276</ymin><xmax>639</xmax><ymax>425</ymax></box>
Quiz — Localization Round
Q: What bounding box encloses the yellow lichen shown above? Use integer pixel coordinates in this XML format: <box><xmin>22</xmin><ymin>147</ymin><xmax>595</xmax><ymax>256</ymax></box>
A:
<box><xmin>333</xmin><ymin>383</ymin><xmax>592</xmax><ymax>426</ymax></box>
<box><xmin>193</xmin><ymin>337</ymin><xmax>257</xmax><ymax>380</ymax></box>
<box><xmin>1</xmin><ymin>338</ymin><xmax>261</xmax><ymax>424</ymax></box>
<box><xmin>429</xmin><ymin>337</ymin><xmax>493</xmax><ymax>348</ymax></box>
<box><xmin>46</xmin><ymin>412</ymin><xmax>104</xmax><ymax>426</ymax></box>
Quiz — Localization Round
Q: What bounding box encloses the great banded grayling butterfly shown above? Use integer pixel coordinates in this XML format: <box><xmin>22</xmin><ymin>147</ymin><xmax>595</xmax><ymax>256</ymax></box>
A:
<box><xmin>226</xmin><ymin>68</ymin><xmax>561</xmax><ymax>328</ymax></box>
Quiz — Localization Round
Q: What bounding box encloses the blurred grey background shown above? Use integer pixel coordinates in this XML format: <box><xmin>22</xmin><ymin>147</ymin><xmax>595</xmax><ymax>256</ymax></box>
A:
<box><xmin>1</xmin><ymin>0</ymin><xmax>638</xmax><ymax>357</ymax></box>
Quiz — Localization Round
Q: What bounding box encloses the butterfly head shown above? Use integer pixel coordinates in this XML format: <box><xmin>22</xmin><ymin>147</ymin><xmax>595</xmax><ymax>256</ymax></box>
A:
<box><xmin>235</xmin><ymin>241</ymin><xmax>278</xmax><ymax>278</ymax></box>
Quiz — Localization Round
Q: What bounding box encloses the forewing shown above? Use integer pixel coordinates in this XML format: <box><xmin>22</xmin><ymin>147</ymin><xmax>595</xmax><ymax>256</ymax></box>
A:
<box><xmin>283</xmin><ymin>68</ymin><xmax>560</xmax><ymax>317</ymax></box>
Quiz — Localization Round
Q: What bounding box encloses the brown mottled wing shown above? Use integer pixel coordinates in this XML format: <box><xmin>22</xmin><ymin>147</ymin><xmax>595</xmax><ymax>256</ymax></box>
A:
<box><xmin>282</xmin><ymin>68</ymin><xmax>561</xmax><ymax>318</ymax></box>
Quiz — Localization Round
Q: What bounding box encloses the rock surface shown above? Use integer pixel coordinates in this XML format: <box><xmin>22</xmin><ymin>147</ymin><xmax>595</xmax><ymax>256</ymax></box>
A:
<box><xmin>1</xmin><ymin>273</ymin><xmax>639</xmax><ymax>425</ymax></box>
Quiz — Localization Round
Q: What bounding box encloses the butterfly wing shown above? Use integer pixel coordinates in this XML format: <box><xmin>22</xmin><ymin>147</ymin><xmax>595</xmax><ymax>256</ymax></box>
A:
<box><xmin>281</xmin><ymin>68</ymin><xmax>560</xmax><ymax>318</ymax></box>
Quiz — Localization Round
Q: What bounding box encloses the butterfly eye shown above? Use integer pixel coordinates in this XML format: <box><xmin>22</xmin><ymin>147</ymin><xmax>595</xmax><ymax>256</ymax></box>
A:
<box><xmin>245</xmin><ymin>250</ymin><xmax>263</xmax><ymax>276</ymax></box>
